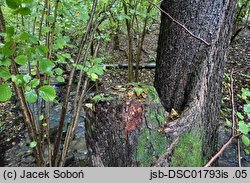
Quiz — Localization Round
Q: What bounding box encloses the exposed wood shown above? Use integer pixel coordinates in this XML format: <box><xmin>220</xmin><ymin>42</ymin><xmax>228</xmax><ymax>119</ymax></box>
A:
<box><xmin>85</xmin><ymin>84</ymin><xmax>167</xmax><ymax>166</ymax></box>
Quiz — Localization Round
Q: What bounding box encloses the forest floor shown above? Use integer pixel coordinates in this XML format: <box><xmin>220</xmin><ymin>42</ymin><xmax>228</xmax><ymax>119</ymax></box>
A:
<box><xmin>0</xmin><ymin>25</ymin><xmax>249</xmax><ymax>167</ymax></box>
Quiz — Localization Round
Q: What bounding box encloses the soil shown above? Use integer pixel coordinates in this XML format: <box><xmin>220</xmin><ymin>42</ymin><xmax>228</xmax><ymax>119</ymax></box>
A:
<box><xmin>0</xmin><ymin>100</ymin><xmax>27</xmax><ymax>166</ymax></box>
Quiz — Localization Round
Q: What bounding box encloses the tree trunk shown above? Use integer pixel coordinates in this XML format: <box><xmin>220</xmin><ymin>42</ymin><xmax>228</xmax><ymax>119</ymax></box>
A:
<box><xmin>85</xmin><ymin>84</ymin><xmax>167</xmax><ymax>166</ymax></box>
<box><xmin>0</xmin><ymin>7</ymin><xmax>5</xmax><ymax>84</ymax></box>
<box><xmin>154</xmin><ymin>0</ymin><xmax>237</xmax><ymax>166</ymax></box>
<box><xmin>0</xmin><ymin>7</ymin><xmax>6</xmax><ymax>43</ymax></box>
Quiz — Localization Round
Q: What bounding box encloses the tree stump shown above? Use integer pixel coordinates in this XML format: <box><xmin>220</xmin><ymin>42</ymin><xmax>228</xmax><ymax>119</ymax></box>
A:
<box><xmin>84</xmin><ymin>83</ymin><xmax>167</xmax><ymax>167</ymax></box>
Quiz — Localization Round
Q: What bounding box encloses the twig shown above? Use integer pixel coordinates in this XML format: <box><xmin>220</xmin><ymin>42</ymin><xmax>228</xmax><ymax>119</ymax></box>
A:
<box><xmin>146</xmin><ymin>0</ymin><xmax>211</xmax><ymax>46</ymax></box>
<box><xmin>230</xmin><ymin>70</ymin><xmax>242</xmax><ymax>167</ymax></box>
<box><xmin>232</xmin><ymin>66</ymin><xmax>250</xmax><ymax>74</ymax></box>
<box><xmin>204</xmin><ymin>134</ymin><xmax>240</xmax><ymax>167</ymax></box>
<box><xmin>237</xmin><ymin>139</ymin><xmax>242</xmax><ymax>167</ymax></box>
<box><xmin>229</xmin><ymin>70</ymin><xmax>237</xmax><ymax>136</ymax></box>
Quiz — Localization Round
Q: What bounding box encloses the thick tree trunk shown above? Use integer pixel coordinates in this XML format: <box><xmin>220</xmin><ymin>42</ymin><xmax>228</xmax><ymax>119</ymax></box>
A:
<box><xmin>154</xmin><ymin>0</ymin><xmax>237</xmax><ymax>166</ymax></box>
<box><xmin>85</xmin><ymin>84</ymin><xmax>167</xmax><ymax>166</ymax></box>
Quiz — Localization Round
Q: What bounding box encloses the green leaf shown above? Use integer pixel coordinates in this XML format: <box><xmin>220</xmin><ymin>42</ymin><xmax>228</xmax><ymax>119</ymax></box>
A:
<box><xmin>90</xmin><ymin>73</ymin><xmax>98</xmax><ymax>81</ymax></box>
<box><xmin>29</xmin><ymin>35</ymin><xmax>38</xmax><ymax>44</ymax></box>
<box><xmin>25</xmin><ymin>86</ymin><xmax>31</xmax><ymax>91</ymax></box>
<box><xmin>1</xmin><ymin>58</ymin><xmax>12</xmax><ymax>67</ymax></box>
<box><xmin>11</xmin><ymin>75</ymin><xmax>24</xmax><ymax>86</ymax></box>
<box><xmin>0</xmin><ymin>32</ymin><xmax>5</xmax><ymax>37</ymax></box>
<box><xmin>2</xmin><ymin>42</ymin><xmax>16</xmax><ymax>57</ymax></box>
<box><xmin>38</xmin><ymin>85</ymin><xmax>56</xmax><ymax>102</ymax></box>
<box><xmin>93</xmin><ymin>58</ymin><xmax>103</xmax><ymax>64</ymax></box>
<box><xmin>19</xmin><ymin>33</ymin><xmax>30</xmax><ymax>41</ymax></box>
<box><xmin>46</xmin><ymin>15</ymin><xmax>55</xmax><ymax>23</ymax></box>
<box><xmin>134</xmin><ymin>87</ymin><xmax>144</xmax><ymax>96</ymax></box>
<box><xmin>244</xmin><ymin>149</ymin><xmax>250</xmax><ymax>155</ymax></box>
<box><xmin>6</xmin><ymin>27</ymin><xmax>14</xmax><ymax>36</ymax></box>
<box><xmin>55</xmin><ymin>37</ymin><xmax>67</xmax><ymax>49</ymax></box>
<box><xmin>241</xmin><ymin>88</ymin><xmax>250</xmax><ymax>100</ymax></box>
<box><xmin>25</xmin><ymin>89</ymin><xmax>37</xmax><ymax>103</ymax></box>
<box><xmin>43</xmin><ymin>27</ymin><xmax>51</xmax><ymax>33</ymax></box>
<box><xmin>55</xmin><ymin>68</ymin><xmax>63</xmax><ymax>75</ymax></box>
<box><xmin>238</xmin><ymin>121</ymin><xmax>249</xmax><ymax>135</ymax></box>
<box><xmin>6</xmin><ymin>0</ymin><xmax>21</xmax><ymax>9</ymax></box>
<box><xmin>39</xmin><ymin>59</ymin><xmax>55</xmax><ymax>74</ymax></box>
<box><xmin>62</xmin><ymin>53</ymin><xmax>71</xmax><ymax>59</ymax></box>
<box><xmin>29</xmin><ymin>141</ymin><xmax>37</xmax><ymax>148</ymax></box>
<box><xmin>37</xmin><ymin>45</ymin><xmax>49</xmax><ymax>55</ymax></box>
<box><xmin>0</xmin><ymin>67</ymin><xmax>11</xmax><ymax>81</ymax></box>
<box><xmin>91</xmin><ymin>66</ymin><xmax>105</xmax><ymax>76</ymax></box>
<box><xmin>56</xmin><ymin>76</ymin><xmax>65</xmax><ymax>83</ymax></box>
<box><xmin>237</xmin><ymin>112</ymin><xmax>244</xmax><ymax>120</ymax></box>
<box><xmin>22</xmin><ymin>0</ymin><xmax>33</xmax><ymax>3</ymax></box>
<box><xmin>18</xmin><ymin>7</ymin><xmax>32</xmax><ymax>15</ymax></box>
<box><xmin>39</xmin><ymin>115</ymin><xmax>44</xmax><ymax>121</ymax></box>
<box><xmin>242</xmin><ymin>135</ymin><xmax>250</xmax><ymax>146</ymax></box>
<box><xmin>244</xmin><ymin>104</ymin><xmax>250</xmax><ymax>114</ymax></box>
<box><xmin>0</xmin><ymin>84</ymin><xmax>12</xmax><ymax>102</ymax></box>
<box><xmin>76</xmin><ymin>64</ymin><xmax>84</xmax><ymax>70</ymax></box>
<box><xmin>30</xmin><ymin>79</ymin><xmax>40</xmax><ymax>88</ymax></box>
<box><xmin>15</xmin><ymin>55</ymin><xmax>28</xmax><ymax>65</ymax></box>
<box><xmin>80</xmin><ymin>11</ymin><xmax>89</xmax><ymax>20</ymax></box>
<box><xmin>226</xmin><ymin>119</ymin><xmax>232</xmax><ymax>127</ymax></box>
<box><xmin>44</xmin><ymin>80</ymin><xmax>49</xmax><ymax>85</ymax></box>
<box><xmin>23</xmin><ymin>74</ymin><xmax>31</xmax><ymax>83</ymax></box>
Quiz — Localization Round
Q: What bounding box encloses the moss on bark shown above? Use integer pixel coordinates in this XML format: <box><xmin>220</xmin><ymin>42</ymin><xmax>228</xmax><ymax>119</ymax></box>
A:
<box><xmin>170</xmin><ymin>132</ymin><xmax>204</xmax><ymax>167</ymax></box>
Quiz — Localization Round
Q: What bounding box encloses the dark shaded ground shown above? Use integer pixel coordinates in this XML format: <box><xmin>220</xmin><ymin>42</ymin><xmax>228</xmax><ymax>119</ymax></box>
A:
<box><xmin>0</xmin><ymin>101</ymin><xmax>27</xmax><ymax>166</ymax></box>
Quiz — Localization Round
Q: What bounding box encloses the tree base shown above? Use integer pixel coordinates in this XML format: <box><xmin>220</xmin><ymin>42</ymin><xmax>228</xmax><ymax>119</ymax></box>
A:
<box><xmin>84</xmin><ymin>83</ymin><xmax>167</xmax><ymax>167</ymax></box>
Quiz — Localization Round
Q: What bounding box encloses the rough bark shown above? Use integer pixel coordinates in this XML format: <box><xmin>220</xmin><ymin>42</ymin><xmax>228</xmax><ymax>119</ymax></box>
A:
<box><xmin>0</xmin><ymin>7</ymin><xmax>5</xmax><ymax>85</ymax></box>
<box><xmin>0</xmin><ymin>7</ymin><xmax>6</xmax><ymax>43</ymax></box>
<box><xmin>154</xmin><ymin>0</ymin><xmax>237</xmax><ymax>166</ymax></box>
<box><xmin>85</xmin><ymin>84</ymin><xmax>167</xmax><ymax>166</ymax></box>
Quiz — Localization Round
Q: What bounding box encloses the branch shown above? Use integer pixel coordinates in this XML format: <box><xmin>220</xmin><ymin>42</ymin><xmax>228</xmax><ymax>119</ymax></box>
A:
<box><xmin>237</xmin><ymin>139</ymin><xmax>242</xmax><ymax>167</ymax></box>
<box><xmin>229</xmin><ymin>70</ymin><xmax>237</xmax><ymax>136</ymax></box>
<box><xmin>232</xmin><ymin>66</ymin><xmax>250</xmax><ymax>74</ymax></box>
<box><xmin>147</xmin><ymin>0</ymin><xmax>211</xmax><ymax>46</ymax></box>
<box><xmin>230</xmin><ymin>70</ymin><xmax>242</xmax><ymax>167</ymax></box>
<box><xmin>204</xmin><ymin>134</ymin><xmax>240</xmax><ymax>167</ymax></box>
